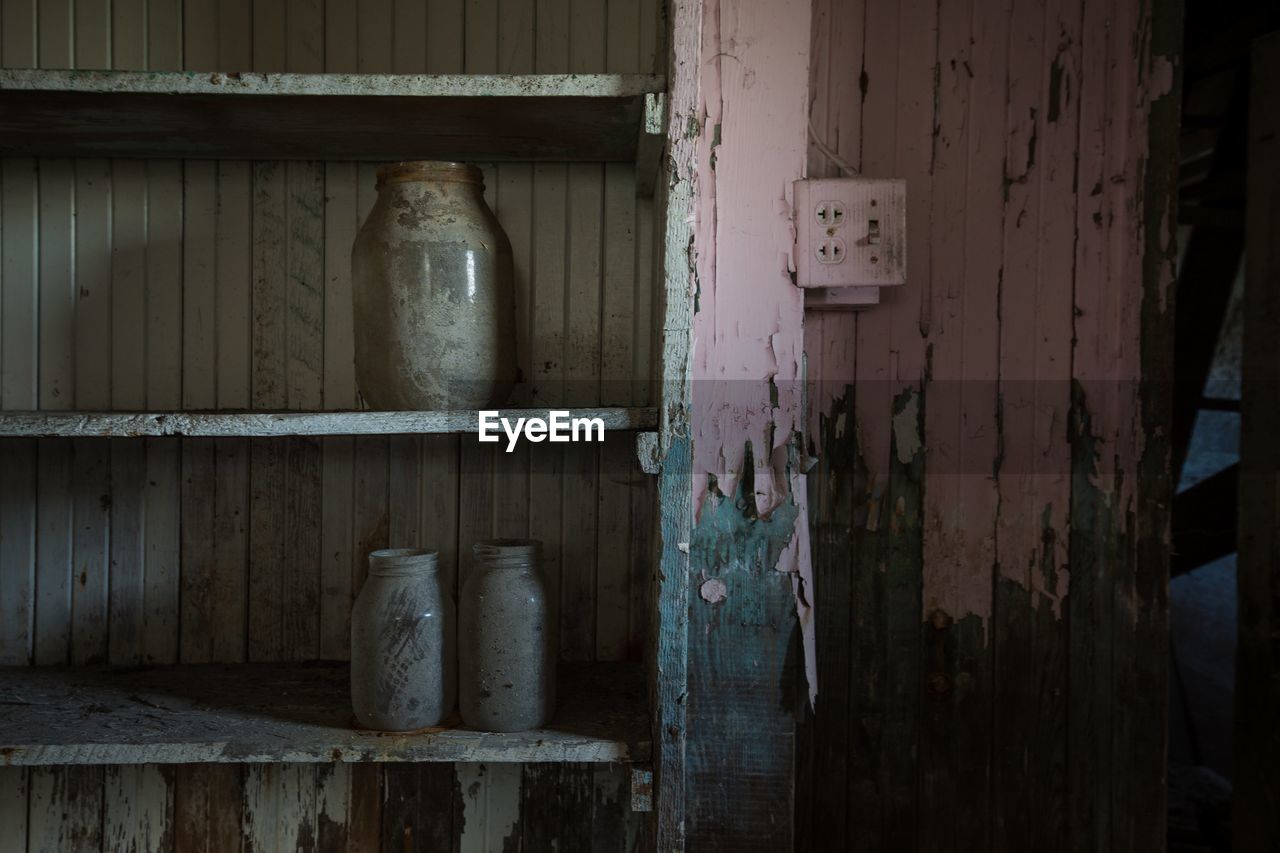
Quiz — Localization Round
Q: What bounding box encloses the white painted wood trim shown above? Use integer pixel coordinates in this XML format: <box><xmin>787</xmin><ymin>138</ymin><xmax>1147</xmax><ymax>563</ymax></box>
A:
<box><xmin>0</xmin><ymin>69</ymin><xmax>664</xmax><ymax>98</ymax></box>
<box><xmin>0</xmin><ymin>408</ymin><xmax>658</xmax><ymax>437</ymax></box>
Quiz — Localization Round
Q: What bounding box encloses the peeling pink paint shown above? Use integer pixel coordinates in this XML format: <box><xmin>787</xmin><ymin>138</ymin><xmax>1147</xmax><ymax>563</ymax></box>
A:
<box><xmin>802</xmin><ymin>0</ymin><xmax>1168</xmax><ymax>634</ymax></box>
<box><xmin>691</xmin><ymin>0</ymin><xmax>817</xmax><ymax>702</ymax></box>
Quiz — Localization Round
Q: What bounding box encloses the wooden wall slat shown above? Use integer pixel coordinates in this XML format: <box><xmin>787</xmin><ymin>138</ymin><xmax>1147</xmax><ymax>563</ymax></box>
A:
<box><xmin>799</xmin><ymin>0</ymin><xmax>1177</xmax><ymax>849</ymax></box>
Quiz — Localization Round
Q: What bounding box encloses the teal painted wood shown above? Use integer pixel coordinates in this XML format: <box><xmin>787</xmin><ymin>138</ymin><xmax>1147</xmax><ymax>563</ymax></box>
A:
<box><xmin>653</xmin><ymin>434</ymin><xmax>690</xmax><ymax>850</ymax></box>
<box><xmin>686</xmin><ymin>446</ymin><xmax>801</xmax><ymax>851</ymax></box>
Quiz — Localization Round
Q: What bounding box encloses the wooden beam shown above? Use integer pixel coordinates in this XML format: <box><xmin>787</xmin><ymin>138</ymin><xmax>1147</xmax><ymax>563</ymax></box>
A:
<box><xmin>682</xmin><ymin>0</ymin><xmax>812</xmax><ymax>849</ymax></box>
<box><xmin>1236</xmin><ymin>29</ymin><xmax>1280</xmax><ymax>853</ymax></box>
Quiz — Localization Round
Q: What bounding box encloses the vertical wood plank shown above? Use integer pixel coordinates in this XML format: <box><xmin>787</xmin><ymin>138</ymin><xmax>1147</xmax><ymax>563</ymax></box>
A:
<box><xmin>176</xmin><ymin>6</ymin><xmax>250</xmax><ymax>847</ymax></box>
<box><xmin>316</xmin><ymin>764</ymin><xmax>381</xmax><ymax>853</ymax></box>
<box><xmin>248</xmin><ymin>156</ymin><xmax>288</xmax><ymax>662</ymax></box>
<box><xmin>1237</xmin><ymin>29</ymin><xmax>1280</xmax><ymax>853</ymax></box>
<box><xmin>243</xmin><ymin>765</ymin><xmax>317</xmax><ymax>853</ymax></box>
<box><xmin>990</xmin><ymin>0</ymin><xmax>1077</xmax><ymax>845</ymax></box>
<box><xmin>0</xmin><ymin>768</ymin><xmax>29</xmax><ymax>848</ymax></box>
<box><xmin>0</xmin><ymin>439</ymin><xmax>36</xmax><ymax>665</ymax></box>
<box><xmin>105</xmin><ymin>765</ymin><xmax>176</xmax><ymax>853</ymax></box>
<box><xmin>108</xmin><ymin>3</ymin><xmax>152</xmax><ymax>663</ymax></box>
<box><xmin>526</xmin><ymin>33</ymin><xmax>571</xmax><ymax>835</ymax></box>
<box><xmin>70</xmin><ymin>439</ymin><xmax>111</xmax><ymax>664</ymax></box>
<box><xmin>282</xmin><ymin>155</ymin><xmax>324</xmax><ymax>662</ymax></box>
<box><xmin>1</xmin><ymin>0</ymin><xmax>39</xmax><ymax>412</ymax></box>
<box><xmin>458</xmin><ymin>763</ymin><xmax>522</xmax><ymax>853</ymax></box>
<box><xmin>28</xmin><ymin>767</ymin><xmax>104</xmax><ymax>853</ymax></box>
<box><xmin>519</xmin><ymin>763</ymin><xmax>592</xmax><ymax>851</ymax></box>
<box><xmin>425</xmin><ymin>0</ymin><xmax>462</xmax><ymax>73</ymax></box>
<box><xmin>382</xmin><ymin>763</ymin><xmax>462</xmax><ymax>853</ymax></box>
<box><xmin>142</xmin><ymin>0</ymin><xmax>183</xmax><ymax>669</ymax></box>
<box><xmin>174</xmin><ymin>765</ymin><xmax>243</xmax><ymax>853</ymax></box>
<box><xmin>839</xmin><ymin>0</ymin><xmax>928</xmax><ymax>847</ymax></box>
<box><xmin>319</xmin><ymin>0</ymin><xmax>358</xmax><ymax>666</ymax></box>
<box><xmin>33</xmin><ymin>0</ymin><xmax>76</xmax><ymax>677</ymax></box>
<box><xmin>54</xmin><ymin>2</ymin><xmax>114</xmax><ymax>691</ymax></box>
<box><xmin>0</xmin><ymin>4</ymin><xmax>41</xmax><ymax>719</ymax></box>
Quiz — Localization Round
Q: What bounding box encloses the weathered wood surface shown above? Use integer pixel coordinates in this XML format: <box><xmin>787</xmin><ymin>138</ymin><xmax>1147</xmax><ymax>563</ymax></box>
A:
<box><xmin>0</xmin><ymin>68</ymin><xmax>662</xmax><ymax>97</ymax></box>
<box><xmin>0</xmin><ymin>69</ymin><xmax>664</xmax><ymax>162</ymax></box>
<box><xmin>795</xmin><ymin>0</ymin><xmax>1179</xmax><ymax>850</ymax></box>
<box><xmin>0</xmin><ymin>662</ymin><xmax>648</xmax><ymax>766</ymax></box>
<box><xmin>679</xmin><ymin>0</ymin><xmax>813</xmax><ymax>849</ymax></box>
<box><xmin>0</xmin><ymin>0</ymin><xmax>664</xmax><ymax>849</ymax></box>
<box><xmin>1237</xmin><ymin>29</ymin><xmax>1280</xmax><ymax>853</ymax></box>
<box><xmin>0</xmin><ymin>407</ymin><xmax>658</xmax><ymax>436</ymax></box>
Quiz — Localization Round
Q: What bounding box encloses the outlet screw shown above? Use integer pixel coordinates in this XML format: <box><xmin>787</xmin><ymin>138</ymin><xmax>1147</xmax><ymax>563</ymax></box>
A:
<box><xmin>870</xmin><ymin>199</ymin><xmax>878</xmax><ymax>207</ymax></box>
<box><xmin>870</xmin><ymin>256</ymin><xmax>879</xmax><ymax>264</ymax></box>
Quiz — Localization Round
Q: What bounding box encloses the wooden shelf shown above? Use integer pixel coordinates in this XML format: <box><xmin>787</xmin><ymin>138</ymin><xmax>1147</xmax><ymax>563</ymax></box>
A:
<box><xmin>0</xmin><ymin>407</ymin><xmax>657</xmax><ymax>437</ymax></box>
<box><xmin>0</xmin><ymin>70</ymin><xmax>665</xmax><ymax>165</ymax></box>
<box><xmin>0</xmin><ymin>661</ymin><xmax>648</xmax><ymax>766</ymax></box>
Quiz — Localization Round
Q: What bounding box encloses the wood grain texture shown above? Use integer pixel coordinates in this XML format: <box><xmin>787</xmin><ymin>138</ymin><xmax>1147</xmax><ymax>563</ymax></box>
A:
<box><xmin>681</xmin><ymin>0</ymin><xmax>811</xmax><ymax>848</ymax></box>
<box><xmin>0</xmin><ymin>1</ymin><xmax>664</xmax><ymax>850</ymax></box>
<box><xmin>797</xmin><ymin>0</ymin><xmax>1179</xmax><ymax>850</ymax></box>
<box><xmin>0</xmin><ymin>662</ymin><xmax>648</xmax><ymax>765</ymax></box>
<box><xmin>0</xmin><ymin>407</ymin><xmax>659</xmax><ymax>435</ymax></box>
<box><xmin>0</xmin><ymin>69</ymin><xmax>663</xmax><ymax>162</ymax></box>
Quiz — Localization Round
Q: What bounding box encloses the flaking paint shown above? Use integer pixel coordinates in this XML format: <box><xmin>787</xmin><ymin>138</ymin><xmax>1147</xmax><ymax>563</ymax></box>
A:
<box><xmin>689</xmin><ymin>0</ymin><xmax>818</xmax><ymax>701</ymax></box>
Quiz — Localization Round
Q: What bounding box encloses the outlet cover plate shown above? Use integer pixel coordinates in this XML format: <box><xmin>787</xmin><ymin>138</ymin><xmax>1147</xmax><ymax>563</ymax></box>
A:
<box><xmin>804</xmin><ymin>286</ymin><xmax>881</xmax><ymax>310</ymax></box>
<box><xmin>793</xmin><ymin>177</ymin><xmax>906</xmax><ymax>290</ymax></box>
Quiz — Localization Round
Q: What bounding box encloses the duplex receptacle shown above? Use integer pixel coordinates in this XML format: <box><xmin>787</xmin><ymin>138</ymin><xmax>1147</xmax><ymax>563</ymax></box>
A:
<box><xmin>793</xmin><ymin>177</ymin><xmax>907</xmax><ymax>297</ymax></box>
<box><xmin>815</xmin><ymin>237</ymin><xmax>846</xmax><ymax>264</ymax></box>
<box><xmin>815</xmin><ymin>201</ymin><xmax>846</xmax><ymax>226</ymax></box>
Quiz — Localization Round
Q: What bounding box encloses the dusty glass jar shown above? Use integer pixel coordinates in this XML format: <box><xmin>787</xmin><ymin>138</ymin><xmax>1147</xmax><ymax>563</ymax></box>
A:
<box><xmin>459</xmin><ymin>539</ymin><xmax>557</xmax><ymax>732</ymax></box>
<box><xmin>351</xmin><ymin>161</ymin><xmax>516</xmax><ymax>409</ymax></box>
<box><xmin>350</xmin><ymin>549</ymin><xmax>456</xmax><ymax>731</ymax></box>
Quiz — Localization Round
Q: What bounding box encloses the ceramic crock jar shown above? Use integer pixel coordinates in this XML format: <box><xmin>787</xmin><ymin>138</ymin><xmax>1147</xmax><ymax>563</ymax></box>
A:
<box><xmin>350</xmin><ymin>549</ymin><xmax>456</xmax><ymax>731</ymax></box>
<box><xmin>459</xmin><ymin>539</ymin><xmax>557</xmax><ymax>732</ymax></box>
<box><xmin>351</xmin><ymin>161</ymin><xmax>517</xmax><ymax>409</ymax></box>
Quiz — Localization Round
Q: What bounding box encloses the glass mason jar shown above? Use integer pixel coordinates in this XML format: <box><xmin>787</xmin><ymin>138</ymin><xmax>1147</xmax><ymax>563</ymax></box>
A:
<box><xmin>459</xmin><ymin>539</ymin><xmax>557</xmax><ymax>732</ymax></box>
<box><xmin>351</xmin><ymin>160</ymin><xmax>517</xmax><ymax>410</ymax></box>
<box><xmin>350</xmin><ymin>549</ymin><xmax>456</xmax><ymax>731</ymax></box>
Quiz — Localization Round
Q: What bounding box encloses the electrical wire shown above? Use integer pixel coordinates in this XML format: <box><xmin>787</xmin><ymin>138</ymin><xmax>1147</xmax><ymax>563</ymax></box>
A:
<box><xmin>807</xmin><ymin>115</ymin><xmax>859</xmax><ymax>176</ymax></box>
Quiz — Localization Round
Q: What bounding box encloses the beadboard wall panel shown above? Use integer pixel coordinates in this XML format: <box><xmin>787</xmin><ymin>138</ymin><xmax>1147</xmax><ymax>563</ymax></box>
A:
<box><xmin>0</xmin><ymin>0</ymin><xmax>661</xmax><ymax>850</ymax></box>
<box><xmin>796</xmin><ymin>0</ymin><xmax>1178</xmax><ymax>849</ymax></box>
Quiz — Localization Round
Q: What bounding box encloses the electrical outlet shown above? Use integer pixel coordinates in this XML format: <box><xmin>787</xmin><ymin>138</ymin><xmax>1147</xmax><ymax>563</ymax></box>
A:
<box><xmin>815</xmin><ymin>237</ymin><xmax>846</xmax><ymax>265</ymax></box>
<box><xmin>815</xmin><ymin>200</ymin><xmax>846</xmax><ymax>226</ymax></box>
<box><xmin>793</xmin><ymin>177</ymin><xmax>906</xmax><ymax>302</ymax></box>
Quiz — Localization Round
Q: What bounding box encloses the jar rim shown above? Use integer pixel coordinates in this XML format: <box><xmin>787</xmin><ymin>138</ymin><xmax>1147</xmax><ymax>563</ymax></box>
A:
<box><xmin>473</xmin><ymin>538</ymin><xmax>540</xmax><ymax>558</ymax></box>
<box><xmin>368</xmin><ymin>548</ymin><xmax>438</xmax><ymax>575</ymax></box>
<box><xmin>376</xmin><ymin>160</ymin><xmax>484</xmax><ymax>187</ymax></box>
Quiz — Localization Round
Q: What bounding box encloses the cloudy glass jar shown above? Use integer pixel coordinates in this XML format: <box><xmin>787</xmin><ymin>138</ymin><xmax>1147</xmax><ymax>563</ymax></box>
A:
<box><xmin>351</xmin><ymin>161</ymin><xmax>516</xmax><ymax>410</ymax></box>
<box><xmin>458</xmin><ymin>539</ymin><xmax>556</xmax><ymax>732</ymax></box>
<box><xmin>350</xmin><ymin>549</ymin><xmax>455</xmax><ymax>731</ymax></box>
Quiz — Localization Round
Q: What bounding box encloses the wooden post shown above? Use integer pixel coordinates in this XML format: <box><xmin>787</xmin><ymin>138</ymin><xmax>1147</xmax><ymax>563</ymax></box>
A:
<box><xmin>1237</xmin><ymin>29</ymin><xmax>1280</xmax><ymax>853</ymax></box>
<box><xmin>655</xmin><ymin>0</ymin><xmax>814</xmax><ymax>849</ymax></box>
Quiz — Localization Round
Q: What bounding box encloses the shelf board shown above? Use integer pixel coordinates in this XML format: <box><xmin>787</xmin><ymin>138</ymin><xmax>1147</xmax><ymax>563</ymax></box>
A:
<box><xmin>0</xmin><ymin>407</ymin><xmax>657</xmax><ymax>437</ymax></box>
<box><xmin>0</xmin><ymin>661</ymin><xmax>647</xmax><ymax>766</ymax></box>
<box><xmin>0</xmin><ymin>70</ymin><xmax>665</xmax><ymax>164</ymax></box>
